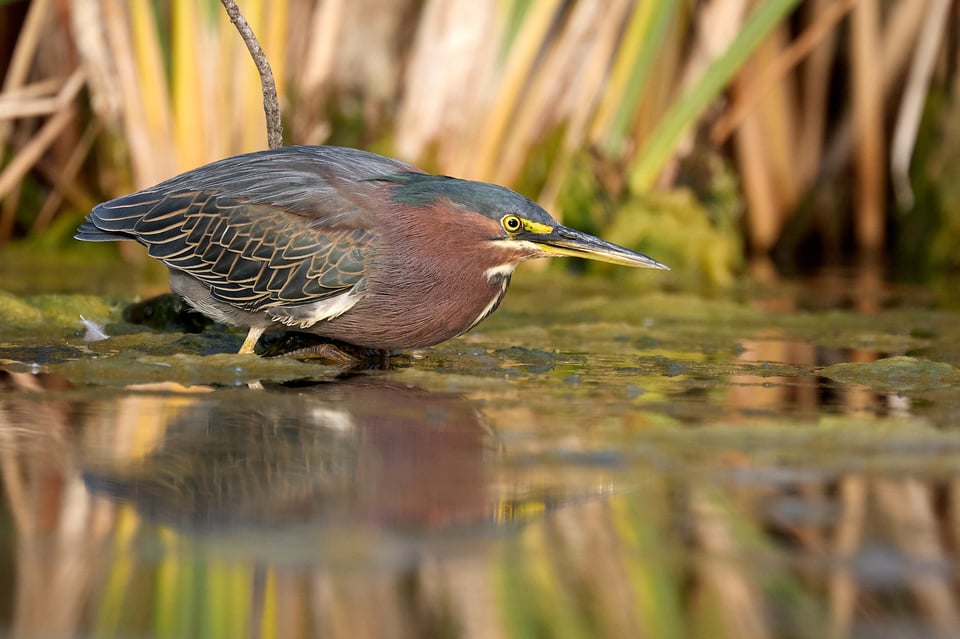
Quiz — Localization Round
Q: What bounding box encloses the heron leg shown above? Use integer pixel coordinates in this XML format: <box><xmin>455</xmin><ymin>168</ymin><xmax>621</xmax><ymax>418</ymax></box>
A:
<box><xmin>238</xmin><ymin>326</ymin><xmax>265</xmax><ymax>355</ymax></box>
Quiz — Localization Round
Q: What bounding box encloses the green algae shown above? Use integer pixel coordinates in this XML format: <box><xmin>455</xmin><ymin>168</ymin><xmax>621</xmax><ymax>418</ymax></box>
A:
<box><xmin>0</xmin><ymin>291</ymin><xmax>46</xmax><ymax>328</ymax></box>
<box><xmin>1</xmin><ymin>269</ymin><xmax>959</xmax><ymax>403</ymax></box>
<box><xmin>819</xmin><ymin>356</ymin><xmax>960</xmax><ymax>392</ymax></box>
<box><xmin>47</xmin><ymin>352</ymin><xmax>340</xmax><ymax>387</ymax></box>
<box><xmin>0</xmin><ymin>290</ymin><xmax>123</xmax><ymax>336</ymax></box>
<box><xmin>4</xmin><ymin>271</ymin><xmax>960</xmax><ymax>639</ymax></box>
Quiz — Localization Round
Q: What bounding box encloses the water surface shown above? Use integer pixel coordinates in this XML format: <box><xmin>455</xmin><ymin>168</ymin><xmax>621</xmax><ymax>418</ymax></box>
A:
<box><xmin>1</xmin><ymin>267</ymin><xmax>959</xmax><ymax>638</ymax></box>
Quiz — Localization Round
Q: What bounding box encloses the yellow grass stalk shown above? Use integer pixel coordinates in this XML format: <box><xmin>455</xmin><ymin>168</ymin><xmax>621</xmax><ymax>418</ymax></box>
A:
<box><xmin>152</xmin><ymin>531</ymin><xmax>186</xmax><ymax>638</ymax></box>
<box><xmin>299</xmin><ymin>0</ymin><xmax>343</xmax><ymax>97</ymax></box>
<box><xmin>291</xmin><ymin>0</ymin><xmax>343</xmax><ymax>145</ymax></box>
<box><xmin>129</xmin><ymin>0</ymin><xmax>176</xmax><ymax>180</ymax></box>
<box><xmin>589</xmin><ymin>2</ymin><xmax>650</xmax><ymax>152</ymax></box>
<box><xmin>395</xmin><ymin>0</ymin><xmax>501</xmax><ymax>172</ymax></box>
<box><xmin>264</xmin><ymin>0</ymin><xmax>288</xmax><ymax>111</ymax></box>
<box><xmin>538</xmin><ymin>0</ymin><xmax>634</xmax><ymax>213</ymax></box>
<box><xmin>491</xmin><ymin>2</ymin><xmax>607</xmax><ymax>187</ymax></box>
<box><xmin>850</xmin><ymin>0</ymin><xmax>885</xmax><ymax>255</ymax></box>
<box><xmin>212</xmin><ymin>10</ymin><xmax>236</xmax><ymax>160</ymax></box>
<box><xmin>632</xmin><ymin>8</ymin><xmax>687</xmax><ymax>160</ymax></box>
<box><xmin>101</xmin><ymin>0</ymin><xmax>161</xmax><ymax>189</ymax></box>
<box><xmin>71</xmin><ymin>0</ymin><xmax>121</xmax><ymax>128</ymax></box>
<box><xmin>467</xmin><ymin>0</ymin><xmax>562</xmax><ymax>181</ymax></box>
<box><xmin>589</xmin><ymin>0</ymin><xmax>676</xmax><ymax>157</ymax></box>
<box><xmin>172</xmin><ymin>0</ymin><xmax>207</xmax><ymax>171</ymax></box>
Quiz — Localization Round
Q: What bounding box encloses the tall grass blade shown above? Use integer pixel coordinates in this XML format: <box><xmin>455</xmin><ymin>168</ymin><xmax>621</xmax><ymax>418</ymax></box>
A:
<box><xmin>628</xmin><ymin>0</ymin><xmax>802</xmax><ymax>192</ymax></box>
<box><xmin>593</xmin><ymin>0</ymin><xmax>678</xmax><ymax>158</ymax></box>
<box><xmin>468</xmin><ymin>0</ymin><xmax>562</xmax><ymax>180</ymax></box>
<box><xmin>172</xmin><ymin>0</ymin><xmax>207</xmax><ymax>170</ymax></box>
<box><xmin>130</xmin><ymin>0</ymin><xmax>175</xmax><ymax>180</ymax></box>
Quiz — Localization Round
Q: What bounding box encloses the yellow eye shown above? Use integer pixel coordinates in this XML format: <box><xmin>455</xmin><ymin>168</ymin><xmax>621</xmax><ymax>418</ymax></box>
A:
<box><xmin>502</xmin><ymin>215</ymin><xmax>522</xmax><ymax>233</ymax></box>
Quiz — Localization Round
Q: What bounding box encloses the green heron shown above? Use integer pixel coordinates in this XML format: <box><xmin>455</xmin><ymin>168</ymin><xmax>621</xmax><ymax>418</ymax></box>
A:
<box><xmin>77</xmin><ymin>145</ymin><xmax>668</xmax><ymax>355</ymax></box>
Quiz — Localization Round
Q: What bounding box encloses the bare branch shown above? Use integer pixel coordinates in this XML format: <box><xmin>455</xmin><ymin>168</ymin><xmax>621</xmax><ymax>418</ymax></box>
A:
<box><xmin>219</xmin><ymin>0</ymin><xmax>283</xmax><ymax>149</ymax></box>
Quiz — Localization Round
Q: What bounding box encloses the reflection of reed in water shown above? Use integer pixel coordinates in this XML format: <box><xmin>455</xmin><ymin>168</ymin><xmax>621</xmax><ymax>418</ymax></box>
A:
<box><xmin>4</xmin><ymin>370</ymin><xmax>960</xmax><ymax>638</ymax></box>
<box><xmin>0</xmin><ymin>373</ymin><xmax>498</xmax><ymax>638</ymax></box>
<box><xmin>81</xmin><ymin>377</ymin><xmax>496</xmax><ymax>531</ymax></box>
<box><xmin>494</xmin><ymin>472</ymin><xmax>960</xmax><ymax>639</ymax></box>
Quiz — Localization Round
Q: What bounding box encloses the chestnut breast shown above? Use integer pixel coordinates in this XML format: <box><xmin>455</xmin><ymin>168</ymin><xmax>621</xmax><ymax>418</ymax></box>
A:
<box><xmin>311</xmin><ymin>201</ymin><xmax>515</xmax><ymax>349</ymax></box>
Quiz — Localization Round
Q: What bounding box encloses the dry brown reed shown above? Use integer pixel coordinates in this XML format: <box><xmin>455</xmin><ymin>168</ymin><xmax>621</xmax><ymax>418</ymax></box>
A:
<box><xmin>0</xmin><ymin>0</ymin><xmax>952</xmax><ymax>271</ymax></box>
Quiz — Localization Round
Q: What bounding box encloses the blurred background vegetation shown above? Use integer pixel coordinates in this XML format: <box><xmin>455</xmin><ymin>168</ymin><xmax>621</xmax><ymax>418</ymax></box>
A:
<box><xmin>0</xmin><ymin>0</ymin><xmax>958</xmax><ymax>288</ymax></box>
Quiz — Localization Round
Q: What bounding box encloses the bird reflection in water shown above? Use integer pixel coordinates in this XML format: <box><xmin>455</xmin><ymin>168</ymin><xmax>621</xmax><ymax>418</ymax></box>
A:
<box><xmin>81</xmin><ymin>377</ymin><xmax>497</xmax><ymax>532</ymax></box>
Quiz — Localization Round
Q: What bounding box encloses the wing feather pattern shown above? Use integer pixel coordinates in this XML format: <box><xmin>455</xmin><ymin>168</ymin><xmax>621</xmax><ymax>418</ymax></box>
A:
<box><xmin>76</xmin><ymin>146</ymin><xmax>421</xmax><ymax>312</ymax></box>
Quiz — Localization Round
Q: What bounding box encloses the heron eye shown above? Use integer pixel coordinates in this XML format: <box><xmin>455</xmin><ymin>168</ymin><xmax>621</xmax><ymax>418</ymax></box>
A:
<box><xmin>502</xmin><ymin>215</ymin><xmax>522</xmax><ymax>233</ymax></box>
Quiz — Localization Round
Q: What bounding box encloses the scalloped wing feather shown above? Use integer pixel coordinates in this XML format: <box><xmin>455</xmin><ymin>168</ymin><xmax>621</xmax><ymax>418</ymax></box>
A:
<box><xmin>81</xmin><ymin>145</ymin><xmax>421</xmax><ymax>313</ymax></box>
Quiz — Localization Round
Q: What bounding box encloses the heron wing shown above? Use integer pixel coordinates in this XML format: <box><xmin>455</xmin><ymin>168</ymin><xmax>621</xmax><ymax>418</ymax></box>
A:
<box><xmin>81</xmin><ymin>146</ymin><xmax>415</xmax><ymax>311</ymax></box>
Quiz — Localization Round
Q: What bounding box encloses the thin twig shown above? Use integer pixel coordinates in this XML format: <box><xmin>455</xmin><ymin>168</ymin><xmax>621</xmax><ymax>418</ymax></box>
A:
<box><xmin>219</xmin><ymin>0</ymin><xmax>283</xmax><ymax>149</ymax></box>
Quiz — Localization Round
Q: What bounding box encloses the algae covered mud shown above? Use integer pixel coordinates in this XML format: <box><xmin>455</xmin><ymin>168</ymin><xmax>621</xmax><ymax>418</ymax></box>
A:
<box><xmin>2</xmin><ymin>268</ymin><xmax>960</xmax><ymax>639</ymax></box>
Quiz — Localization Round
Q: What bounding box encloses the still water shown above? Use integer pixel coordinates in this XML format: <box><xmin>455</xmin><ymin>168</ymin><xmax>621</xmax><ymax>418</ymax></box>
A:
<box><xmin>1</xmin><ymin>267</ymin><xmax>960</xmax><ymax>639</ymax></box>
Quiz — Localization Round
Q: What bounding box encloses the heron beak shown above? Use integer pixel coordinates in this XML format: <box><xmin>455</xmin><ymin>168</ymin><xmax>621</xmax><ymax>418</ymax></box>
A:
<box><xmin>528</xmin><ymin>225</ymin><xmax>670</xmax><ymax>270</ymax></box>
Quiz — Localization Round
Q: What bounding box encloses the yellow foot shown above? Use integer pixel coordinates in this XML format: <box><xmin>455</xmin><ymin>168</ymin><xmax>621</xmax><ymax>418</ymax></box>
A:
<box><xmin>238</xmin><ymin>327</ymin><xmax>265</xmax><ymax>355</ymax></box>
